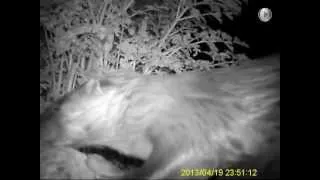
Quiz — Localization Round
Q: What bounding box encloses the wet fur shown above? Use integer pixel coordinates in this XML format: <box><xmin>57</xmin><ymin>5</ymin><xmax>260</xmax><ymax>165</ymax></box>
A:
<box><xmin>40</xmin><ymin>56</ymin><xmax>280</xmax><ymax>179</ymax></box>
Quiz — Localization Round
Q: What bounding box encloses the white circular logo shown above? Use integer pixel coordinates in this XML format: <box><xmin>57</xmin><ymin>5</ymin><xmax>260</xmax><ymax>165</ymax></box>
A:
<box><xmin>258</xmin><ymin>8</ymin><xmax>272</xmax><ymax>22</ymax></box>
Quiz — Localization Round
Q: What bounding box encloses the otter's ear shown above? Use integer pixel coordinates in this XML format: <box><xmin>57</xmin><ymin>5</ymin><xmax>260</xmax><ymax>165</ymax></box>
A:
<box><xmin>77</xmin><ymin>79</ymin><xmax>104</xmax><ymax>96</ymax></box>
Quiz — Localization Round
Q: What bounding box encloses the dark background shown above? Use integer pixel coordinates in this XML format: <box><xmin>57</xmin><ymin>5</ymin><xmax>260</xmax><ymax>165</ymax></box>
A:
<box><xmin>227</xmin><ymin>0</ymin><xmax>279</xmax><ymax>58</ymax></box>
